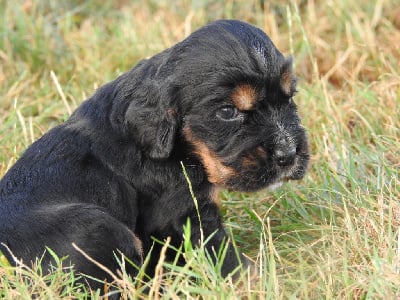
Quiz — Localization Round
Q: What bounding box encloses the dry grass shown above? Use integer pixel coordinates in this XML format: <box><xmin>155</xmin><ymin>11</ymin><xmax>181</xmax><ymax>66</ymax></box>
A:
<box><xmin>1</xmin><ymin>0</ymin><xmax>399</xmax><ymax>298</ymax></box>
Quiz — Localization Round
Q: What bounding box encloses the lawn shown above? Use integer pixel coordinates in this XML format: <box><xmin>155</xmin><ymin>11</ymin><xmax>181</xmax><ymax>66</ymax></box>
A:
<box><xmin>0</xmin><ymin>0</ymin><xmax>399</xmax><ymax>298</ymax></box>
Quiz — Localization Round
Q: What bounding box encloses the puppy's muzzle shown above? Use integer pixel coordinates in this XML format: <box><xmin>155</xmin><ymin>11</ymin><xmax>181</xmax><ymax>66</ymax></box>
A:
<box><xmin>273</xmin><ymin>146</ymin><xmax>296</xmax><ymax>167</ymax></box>
<box><xmin>271</xmin><ymin>135</ymin><xmax>297</xmax><ymax>167</ymax></box>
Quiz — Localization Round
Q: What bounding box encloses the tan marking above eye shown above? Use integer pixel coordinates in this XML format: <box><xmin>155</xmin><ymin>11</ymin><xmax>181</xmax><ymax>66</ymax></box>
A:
<box><xmin>280</xmin><ymin>57</ymin><xmax>297</xmax><ymax>97</ymax></box>
<box><xmin>231</xmin><ymin>84</ymin><xmax>257</xmax><ymax>111</ymax></box>
<box><xmin>183</xmin><ymin>126</ymin><xmax>236</xmax><ymax>185</ymax></box>
<box><xmin>280</xmin><ymin>70</ymin><xmax>296</xmax><ymax>96</ymax></box>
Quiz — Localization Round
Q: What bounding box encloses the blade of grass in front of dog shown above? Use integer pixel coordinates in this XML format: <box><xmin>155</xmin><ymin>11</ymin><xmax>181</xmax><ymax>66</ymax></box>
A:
<box><xmin>181</xmin><ymin>161</ymin><xmax>204</xmax><ymax>244</ymax></box>
<box><xmin>1</xmin><ymin>0</ymin><xmax>399</xmax><ymax>298</ymax></box>
<box><xmin>0</xmin><ymin>248</ymin><xmax>89</xmax><ymax>299</ymax></box>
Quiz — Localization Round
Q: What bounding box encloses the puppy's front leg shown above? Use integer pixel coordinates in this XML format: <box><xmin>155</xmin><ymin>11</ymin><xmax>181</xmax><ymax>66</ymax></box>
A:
<box><xmin>187</xmin><ymin>201</ymin><xmax>250</xmax><ymax>277</ymax></box>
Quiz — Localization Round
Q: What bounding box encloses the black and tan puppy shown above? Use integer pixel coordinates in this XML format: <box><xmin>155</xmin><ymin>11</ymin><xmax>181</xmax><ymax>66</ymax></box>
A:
<box><xmin>0</xmin><ymin>20</ymin><xmax>309</xmax><ymax>287</ymax></box>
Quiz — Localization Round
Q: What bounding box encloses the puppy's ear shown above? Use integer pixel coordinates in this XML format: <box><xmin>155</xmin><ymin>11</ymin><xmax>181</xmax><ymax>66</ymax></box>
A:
<box><xmin>125</xmin><ymin>83</ymin><xmax>178</xmax><ymax>160</ymax></box>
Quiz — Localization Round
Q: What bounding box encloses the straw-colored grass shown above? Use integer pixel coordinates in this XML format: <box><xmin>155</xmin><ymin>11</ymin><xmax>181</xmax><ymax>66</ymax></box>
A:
<box><xmin>1</xmin><ymin>0</ymin><xmax>399</xmax><ymax>298</ymax></box>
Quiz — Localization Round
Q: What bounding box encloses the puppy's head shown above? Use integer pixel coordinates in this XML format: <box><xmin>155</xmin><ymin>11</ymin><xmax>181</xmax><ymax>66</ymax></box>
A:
<box><xmin>124</xmin><ymin>20</ymin><xmax>310</xmax><ymax>192</ymax></box>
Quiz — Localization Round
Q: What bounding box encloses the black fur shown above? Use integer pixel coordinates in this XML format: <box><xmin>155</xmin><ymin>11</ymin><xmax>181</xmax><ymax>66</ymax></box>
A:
<box><xmin>0</xmin><ymin>20</ymin><xmax>309</xmax><ymax>289</ymax></box>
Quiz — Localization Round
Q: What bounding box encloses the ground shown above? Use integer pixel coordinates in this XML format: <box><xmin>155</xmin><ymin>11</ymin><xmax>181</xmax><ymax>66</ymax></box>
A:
<box><xmin>0</xmin><ymin>0</ymin><xmax>399</xmax><ymax>298</ymax></box>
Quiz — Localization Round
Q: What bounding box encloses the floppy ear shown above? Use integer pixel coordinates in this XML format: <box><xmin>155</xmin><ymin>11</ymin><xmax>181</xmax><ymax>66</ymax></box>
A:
<box><xmin>125</xmin><ymin>82</ymin><xmax>179</xmax><ymax>160</ymax></box>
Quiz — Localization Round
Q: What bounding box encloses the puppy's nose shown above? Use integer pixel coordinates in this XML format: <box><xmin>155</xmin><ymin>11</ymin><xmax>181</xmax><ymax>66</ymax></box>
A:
<box><xmin>274</xmin><ymin>147</ymin><xmax>296</xmax><ymax>166</ymax></box>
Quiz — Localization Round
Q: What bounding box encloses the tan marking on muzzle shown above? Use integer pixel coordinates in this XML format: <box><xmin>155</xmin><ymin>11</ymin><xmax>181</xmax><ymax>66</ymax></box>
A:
<box><xmin>241</xmin><ymin>146</ymin><xmax>268</xmax><ymax>168</ymax></box>
<box><xmin>280</xmin><ymin>58</ymin><xmax>297</xmax><ymax>97</ymax></box>
<box><xmin>255</xmin><ymin>146</ymin><xmax>267</xmax><ymax>159</ymax></box>
<box><xmin>241</xmin><ymin>155</ymin><xmax>258</xmax><ymax>168</ymax></box>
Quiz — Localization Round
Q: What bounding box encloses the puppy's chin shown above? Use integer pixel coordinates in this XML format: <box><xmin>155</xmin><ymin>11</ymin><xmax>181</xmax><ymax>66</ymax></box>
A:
<box><xmin>266</xmin><ymin>181</ymin><xmax>284</xmax><ymax>191</ymax></box>
<box><xmin>265</xmin><ymin>170</ymin><xmax>300</xmax><ymax>191</ymax></box>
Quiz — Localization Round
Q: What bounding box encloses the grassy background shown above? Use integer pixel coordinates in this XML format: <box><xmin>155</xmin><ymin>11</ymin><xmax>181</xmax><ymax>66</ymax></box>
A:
<box><xmin>1</xmin><ymin>0</ymin><xmax>399</xmax><ymax>298</ymax></box>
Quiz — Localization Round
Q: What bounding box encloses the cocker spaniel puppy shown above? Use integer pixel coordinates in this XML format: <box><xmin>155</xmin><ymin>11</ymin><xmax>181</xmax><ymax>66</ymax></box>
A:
<box><xmin>0</xmin><ymin>20</ymin><xmax>309</xmax><ymax>288</ymax></box>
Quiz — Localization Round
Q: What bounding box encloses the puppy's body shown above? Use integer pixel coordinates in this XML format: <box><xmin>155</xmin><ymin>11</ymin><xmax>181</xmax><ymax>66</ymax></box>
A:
<box><xmin>0</xmin><ymin>20</ymin><xmax>309</xmax><ymax>287</ymax></box>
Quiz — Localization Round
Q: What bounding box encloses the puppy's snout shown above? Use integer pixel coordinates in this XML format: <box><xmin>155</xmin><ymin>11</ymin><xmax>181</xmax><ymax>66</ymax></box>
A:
<box><xmin>269</xmin><ymin>129</ymin><xmax>298</xmax><ymax>167</ymax></box>
<box><xmin>274</xmin><ymin>147</ymin><xmax>296</xmax><ymax>166</ymax></box>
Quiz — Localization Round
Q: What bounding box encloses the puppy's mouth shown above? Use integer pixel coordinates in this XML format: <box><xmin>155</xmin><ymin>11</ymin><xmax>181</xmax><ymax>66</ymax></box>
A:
<box><xmin>223</xmin><ymin>162</ymin><xmax>306</xmax><ymax>193</ymax></box>
<box><xmin>184</xmin><ymin>127</ymin><xmax>309</xmax><ymax>192</ymax></box>
<box><xmin>256</xmin><ymin>153</ymin><xmax>310</xmax><ymax>191</ymax></box>
<box><xmin>277</xmin><ymin>156</ymin><xmax>308</xmax><ymax>180</ymax></box>
<box><xmin>266</xmin><ymin>167</ymin><xmax>300</xmax><ymax>191</ymax></box>
<box><xmin>267</xmin><ymin>181</ymin><xmax>284</xmax><ymax>191</ymax></box>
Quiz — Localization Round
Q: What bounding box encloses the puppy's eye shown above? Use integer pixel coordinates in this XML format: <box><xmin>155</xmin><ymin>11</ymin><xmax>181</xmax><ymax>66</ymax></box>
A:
<box><xmin>216</xmin><ymin>106</ymin><xmax>240</xmax><ymax>121</ymax></box>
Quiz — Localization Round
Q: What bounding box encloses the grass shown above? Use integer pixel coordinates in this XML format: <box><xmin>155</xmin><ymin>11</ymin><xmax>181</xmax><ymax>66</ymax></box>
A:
<box><xmin>1</xmin><ymin>0</ymin><xmax>399</xmax><ymax>298</ymax></box>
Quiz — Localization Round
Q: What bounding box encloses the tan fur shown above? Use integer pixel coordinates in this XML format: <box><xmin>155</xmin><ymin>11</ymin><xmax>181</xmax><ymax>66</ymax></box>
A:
<box><xmin>255</xmin><ymin>146</ymin><xmax>267</xmax><ymax>159</ymax></box>
<box><xmin>241</xmin><ymin>146</ymin><xmax>268</xmax><ymax>168</ymax></box>
<box><xmin>280</xmin><ymin>60</ymin><xmax>296</xmax><ymax>97</ymax></box>
<box><xmin>231</xmin><ymin>84</ymin><xmax>257</xmax><ymax>110</ymax></box>
<box><xmin>183</xmin><ymin>127</ymin><xmax>236</xmax><ymax>184</ymax></box>
<box><xmin>241</xmin><ymin>155</ymin><xmax>258</xmax><ymax>168</ymax></box>
<box><xmin>131</xmin><ymin>232</ymin><xmax>144</xmax><ymax>262</ymax></box>
<box><xmin>209</xmin><ymin>185</ymin><xmax>222</xmax><ymax>206</ymax></box>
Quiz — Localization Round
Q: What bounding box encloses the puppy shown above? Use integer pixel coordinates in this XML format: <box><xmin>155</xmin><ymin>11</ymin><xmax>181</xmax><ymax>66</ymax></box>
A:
<box><xmin>0</xmin><ymin>20</ymin><xmax>309</xmax><ymax>288</ymax></box>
